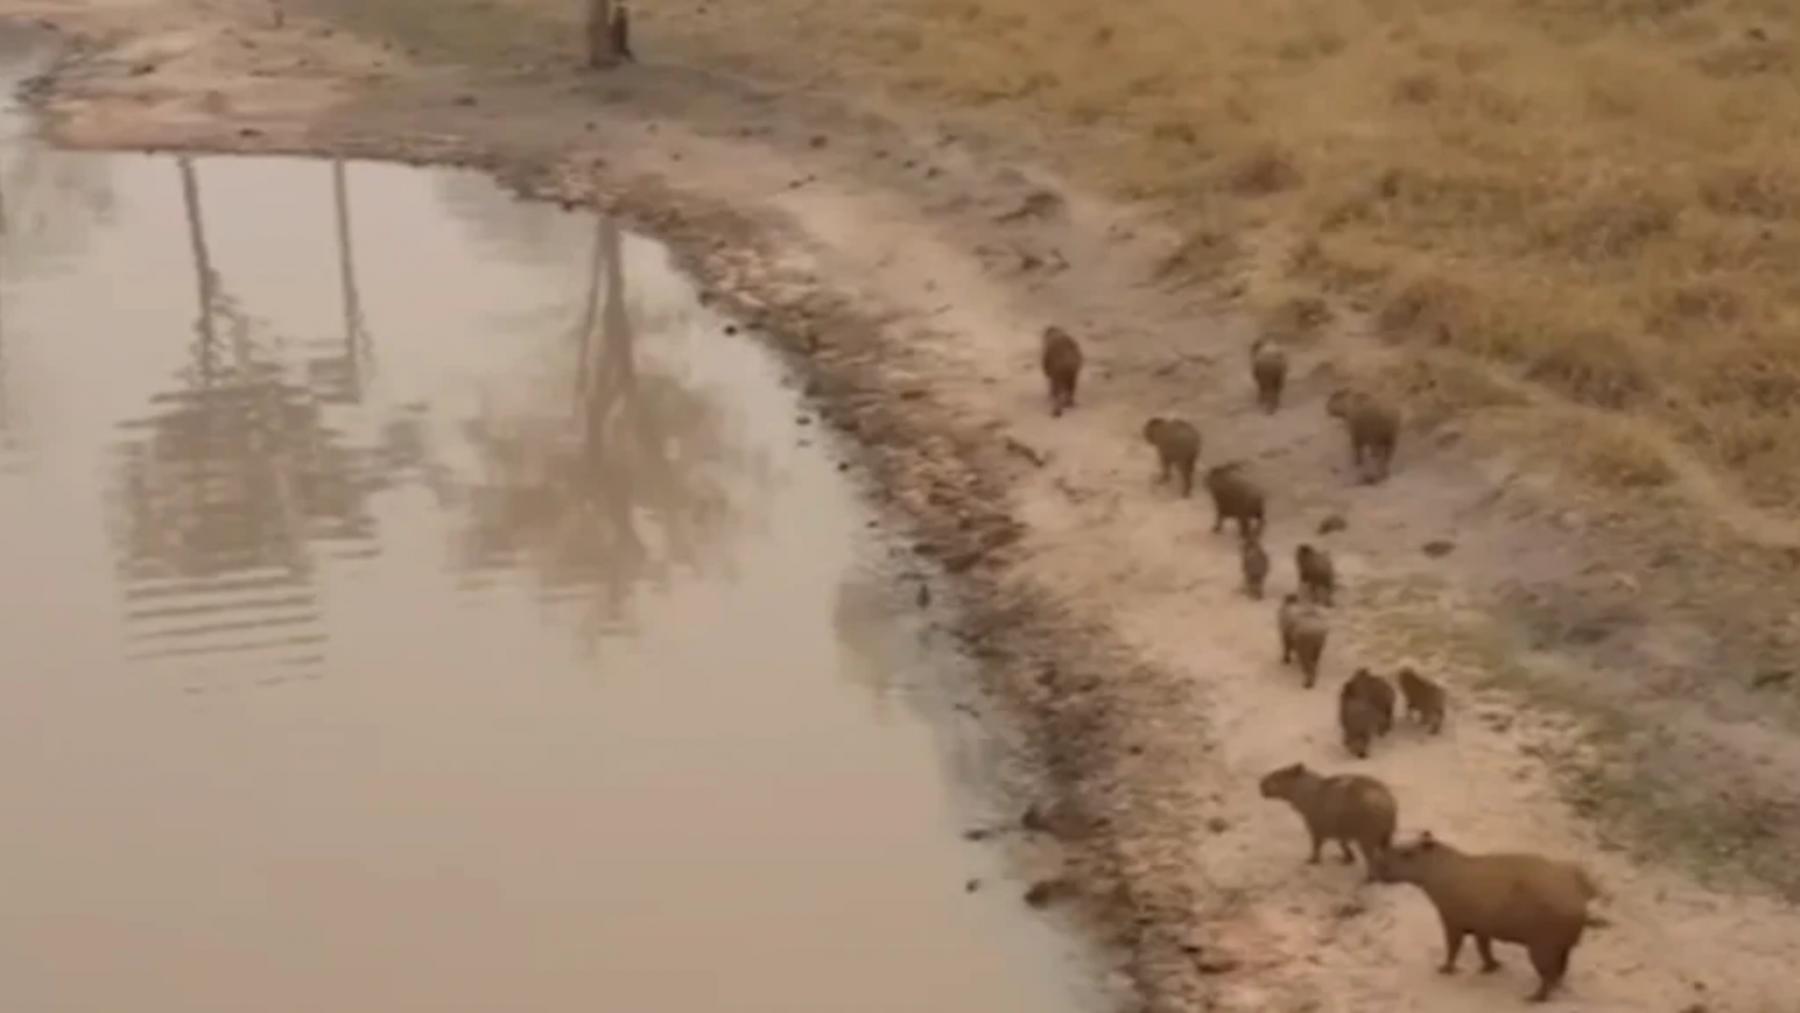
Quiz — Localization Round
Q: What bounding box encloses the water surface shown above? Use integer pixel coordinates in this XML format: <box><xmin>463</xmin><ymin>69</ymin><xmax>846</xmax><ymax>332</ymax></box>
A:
<box><xmin>0</xmin><ymin>28</ymin><xmax>1099</xmax><ymax>1012</ymax></box>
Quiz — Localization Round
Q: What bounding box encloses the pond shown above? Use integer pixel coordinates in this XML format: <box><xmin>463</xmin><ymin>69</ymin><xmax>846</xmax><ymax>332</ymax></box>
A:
<box><xmin>0</xmin><ymin>24</ymin><xmax>1103</xmax><ymax>1013</ymax></box>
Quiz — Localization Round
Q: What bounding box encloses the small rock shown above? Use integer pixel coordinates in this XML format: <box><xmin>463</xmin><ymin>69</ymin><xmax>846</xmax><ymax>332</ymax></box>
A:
<box><xmin>809</xmin><ymin>134</ymin><xmax>828</xmax><ymax>149</ymax></box>
<box><xmin>916</xmin><ymin>583</ymin><xmax>931</xmax><ymax>608</ymax></box>
<box><xmin>1193</xmin><ymin>955</ymin><xmax>1240</xmax><ymax>975</ymax></box>
<box><xmin>452</xmin><ymin>93</ymin><xmax>478</xmax><ymax>107</ymax></box>
<box><xmin>1317</xmin><ymin>514</ymin><xmax>1347</xmax><ymax>535</ymax></box>
<box><xmin>962</xmin><ymin>828</ymin><xmax>990</xmax><ymax>842</ymax></box>
<box><xmin>1021</xmin><ymin>804</ymin><xmax>1049</xmax><ymax>832</ymax></box>
<box><xmin>965</xmin><ymin>878</ymin><xmax>982</xmax><ymax>893</ymax></box>
<box><xmin>796</xmin><ymin>415</ymin><xmax>812</xmax><ymax>426</ymax></box>
<box><xmin>1023</xmin><ymin>878</ymin><xmax>1071</xmax><ymax>909</ymax></box>
<box><xmin>1206</xmin><ymin>816</ymin><xmax>1230</xmax><ymax>834</ymax></box>
<box><xmin>1422</xmin><ymin>539</ymin><xmax>1455</xmax><ymax>558</ymax></box>
<box><xmin>724</xmin><ymin>324</ymin><xmax>738</xmax><ymax>335</ymax></box>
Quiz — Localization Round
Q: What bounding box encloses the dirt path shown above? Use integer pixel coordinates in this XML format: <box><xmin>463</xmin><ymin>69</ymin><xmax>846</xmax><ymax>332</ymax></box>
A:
<box><xmin>12</xmin><ymin>1</ymin><xmax>1800</xmax><ymax>1010</ymax></box>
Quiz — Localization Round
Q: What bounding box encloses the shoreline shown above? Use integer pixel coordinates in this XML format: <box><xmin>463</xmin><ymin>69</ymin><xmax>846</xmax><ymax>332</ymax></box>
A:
<box><xmin>15</xmin><ymin>3</ymin><xmax>1800</xmax><ymax>1010</ymax></box>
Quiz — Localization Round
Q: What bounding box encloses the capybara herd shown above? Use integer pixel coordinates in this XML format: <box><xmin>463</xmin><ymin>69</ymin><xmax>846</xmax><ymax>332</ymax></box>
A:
<box><xmin>1029</xmin><ymin>325</ymin><xmax>1600</xmax><ymax>1002</ymax></box>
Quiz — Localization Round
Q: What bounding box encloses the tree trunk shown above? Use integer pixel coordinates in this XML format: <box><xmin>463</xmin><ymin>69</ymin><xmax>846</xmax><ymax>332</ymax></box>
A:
<box><xmin>586</xmin><ymin>0</ymin><xmax>618</xmax><ymax>68</ymax></box>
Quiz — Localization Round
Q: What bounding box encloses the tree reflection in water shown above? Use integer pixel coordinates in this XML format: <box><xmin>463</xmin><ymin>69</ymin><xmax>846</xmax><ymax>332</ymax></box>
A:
<box><xmin>106</xmin><ymin>158</ymin><xmax>374</xmax><ymax>683</ymax></box>
<box><xmin>454</xmin><ymin>214</ymin><xmax>744</xmax><ymax>645</ymax></box>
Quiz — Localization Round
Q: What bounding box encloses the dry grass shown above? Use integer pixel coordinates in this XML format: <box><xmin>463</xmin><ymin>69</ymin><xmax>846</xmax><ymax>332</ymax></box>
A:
<box><xmin>315</xmin><ymin>0</ymin><xmax>1800</xmax><ymax>521</ymax></box>
<box><xmin>652</xmin><ymin>0</ymin><xmax>1800</xmax><ymax>517</ymax></box>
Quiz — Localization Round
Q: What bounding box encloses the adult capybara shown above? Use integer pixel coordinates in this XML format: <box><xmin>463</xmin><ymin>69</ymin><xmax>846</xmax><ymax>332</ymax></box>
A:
<box><xmin>1041</xmin><ymin>326</ymin><xmax>1083</xmax><ymax>417</ymax></box>
<box><xmin>1398</xmin><ymin>666</ymin><xmax>1447</xmax><ymax>734</ymax></box>
<box><xmin>1278</xmin><ymin>594</ymin><xmax>1328</xmax><ymax>688</ymax></box>
<box><xmin>1343</xmin><ymin>667</ymin><xmax>1396</xmax><ymax>737</ymax></box>
<box><xmin>1204</xmin><ymin>462</ymin><xmax>1266</xmax><ymax>539</ymax></box>
<box><xmin>1250</xmin><ymin>337</ymin><xmax>1288</xmax><ymax>413</ymax></box>
<box><xmin>1143</xmin><ymin>417</ymin><xmax>1201</xmax><ymax>497</ymax></box>
<box><xmin>1258</xmin><ymin>763</ymin><xmax>1397</xmax><ymax>880</ymax></box>
<box><xmin>1241</xmin><ymin>534</ymin><xmax>1270</xmax><ymax>600</ymax></box>
<box><xmin>1375</xmin><ymin>831</ymin><xmax>1604</xmax><ymax>1002</ymax></box>
<box><xmin>1340</xmin><ymin>694</ymin><xmax>1383</xmax><ymax>759</ymax></box>
<box><xmin>1296</xmin><ymin>542</ymin><xmax>1337</xmax><ymax>606</ymax></box>
<box><xmin>1327</xmin><ymin>388</ymin><xmax>1401</xmax><ymax>483</ymax></box>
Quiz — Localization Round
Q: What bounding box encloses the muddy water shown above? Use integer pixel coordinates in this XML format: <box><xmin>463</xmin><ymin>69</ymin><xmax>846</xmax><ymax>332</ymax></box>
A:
<box><xmin>0</xmin><ymin>37</ymin><xmax>1102</xmax><ymax>1013</ymax></box>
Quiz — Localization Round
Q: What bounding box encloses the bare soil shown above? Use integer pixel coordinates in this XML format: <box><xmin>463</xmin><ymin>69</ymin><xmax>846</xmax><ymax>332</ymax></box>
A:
<box><xmin>14</xmin><ymin>1</ymin><xmax>1800</xmax><ymax>1009</ymax></box>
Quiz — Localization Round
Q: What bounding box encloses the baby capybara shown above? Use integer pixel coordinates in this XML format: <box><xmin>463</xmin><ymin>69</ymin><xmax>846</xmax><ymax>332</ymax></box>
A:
<box><xmin>1258</xmin><ymin>762</ymin><xmax>1397</xmax><ymax>881</ymax></box>
<box><xmin>1326</xmin><ymin>388</ymin><xmax>1401</xmax><ymax>483</ymax></box>
<box><xmin>1250</xmin><ymin>337</ymin><xmax>1288</xmax><ymax>413</ymax></box>
<box><xmin>1241</xmin><ymin>534</ymin><xmax>1270</xmax><ymax>600</ymax></box>
<box><xmin>1376</xmin><ymin>831</ymin><xmax>1603</xmax><ymax>1002</ymax></box>
<box><xmin>1040</xmin><ymin>326</ymin><xmax>1083</xmax><ymax>417</ymax></box>
<box><xmin>1397</xmin><ymin>666</ymin><xmax>1447</xmax><ymax>734</ymax></box>
<box><xmin>1296</xmin><ymin>542</ymin><xmax>1336</xmax><ymax>606</ymax></box>
<box><xmin>1343</xmin><ymin>667</ymin><xmax>1396</xmax><ymax>737</ymax></box>
<box><xmin>1203</xmin><ymin>462</ymin><xmax>1266</xmax><ymax>539</ymax></box>
<box><xmin>1277</xmin><ymin>594</ymin><xmax>1328</xmax><ymax>688</ymax></box>
<box><xmin>1143</xmin><ymin>417</ymin><xmax>1201</xmax><ymax>497</ymax></box>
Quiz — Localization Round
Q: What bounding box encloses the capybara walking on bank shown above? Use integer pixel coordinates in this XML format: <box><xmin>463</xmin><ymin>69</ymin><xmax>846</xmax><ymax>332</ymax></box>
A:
<box><xmin>1340</xmin><ymin>668</ymin><xmax>1395</xmax><ymax>756</ymax></box>
<box><xmin>1398</xmin><ymin>666</ymin><xmax>1447</xmax><ymax>734</ymax></box>
<box><xmin>1296</xmin><ymin>542</ymin><xmax>1337</xmax><ymax>606</ymax></box>
<box><xmin>1241</xmin><ymin>534</ymin><xmax>1270</xmax><ymax>600</ymax></box>
<box><xmin>1343</xmin><ymin>668</ymin><xmax>1396</xmax><ymax>736</ymax></box>
<box><xmin>1278</xmin><ymin>594</ymin><xmax>1328</xmax><ymax>688</ymax></box>
<box><xmin>1327</xmin><ymin>388</ymin><xmax>1401</xmax><ymax>484</ymax></box>
<box><xmin>1143</xmin><ymin>417</ymin><xmax>1201</xmax><ymax>497</ymax></box>
<box><xmin>1250</xmin><ymin>337</ymin><xmax>1288</xmax><ymax>413</ymax></box>
<box><xmin>1204</xmin><ymin>462</ymin><xmax>1266</xmax><ymax>539</ymax></box>
<box><xmin>1040</xmin><ymin>326</ymin><xmax>1083</xmax><ymax>417</ymax></box>
<box><xmin>1259</xmin><ymin>763</ymin><xmax>1397</xmax><ymax>881</ymax></box>
<box><xmin>1376</xmin><ymin>831</ymin><xmax>1604</xmax><ymax>1002</ymax></box>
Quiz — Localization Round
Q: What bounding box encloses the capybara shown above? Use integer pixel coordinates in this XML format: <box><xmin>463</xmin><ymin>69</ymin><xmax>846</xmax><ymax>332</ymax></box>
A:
<box><xmin>1258</xmin><ymin>763</ymin><xmax>1397</xmax><ymax>880</ymax></box>
<box><xmin>1041</xmin><ymin>326</ymin><xmax>1083</xmax><ymax>417</ymax></box>
<box><xmin>1278</xmin><ymin>594</ymin><xmax>1328</xmax><ymax>688</ymax></box>
<box><xmin>1204</xmin><ymin>462</ymin><xmax>1266</xmax><ymax>539</ymax></box>
<box><xmin>1250</xmin><ymin>337</ymin><xmax>1288</xmax><ymax>413</ymax></box>
<box><xmin>1241</xmin><ymin>535</ymin><xmax>1270</xmax><ymax>600</ymax></box>
<box><xmin>1375</xmin><ymin>831</ymin><xmax>1603</xmax><ymax>1002</ymax></box>
<box><xmin>1398</xmin><ymin>666</ymin><xmax>1447</xmax><ymax>734</ymax></box>
<box><xmin>1296</xmin><ymin>542</ymin><xmax>1337</xmax><ymax>606</ymax></box>
<box><xmin>1327</xmin><ymin>388</ymin><xmax>1401</xmax><ymax>483</ymax></box>
<box><xmin>1343</xmin><ymin>667</ymin><xmax>1396</xmax><ymax>737</ymax></box>
<box><xmin>1340</xmin><ymin>694</ymin><xmax>1383</xmax><ymax>759</ymax></box>
<box><xmin>1143</xmin><ymin>417</ymin><xmax>1201</xmax><ymax>497</ymax></box>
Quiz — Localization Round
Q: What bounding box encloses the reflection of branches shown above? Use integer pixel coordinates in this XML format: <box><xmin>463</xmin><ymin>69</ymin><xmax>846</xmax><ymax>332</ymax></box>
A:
<box><xmin>455</xmin><ymin>215</ymin><xmax>743</xmax><ymax>640</ymax></box>
<box><xmin>105</xmin><ymin>160</ymin><xmax>375</xmax><ymax>680</ymax></box>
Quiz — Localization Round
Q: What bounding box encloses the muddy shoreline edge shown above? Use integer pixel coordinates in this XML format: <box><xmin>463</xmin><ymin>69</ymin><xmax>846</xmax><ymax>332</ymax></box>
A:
<box><xmin>15</xmin><ymin>23</ymin><xmax>1218</xmax><ymax>1012</ymax></box>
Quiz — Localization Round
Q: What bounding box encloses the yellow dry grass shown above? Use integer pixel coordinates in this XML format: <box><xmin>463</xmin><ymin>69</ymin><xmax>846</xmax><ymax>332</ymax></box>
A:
<box><xmin>678</xmin><ymin>0</ymin><xmax>1800</xmax><ymax>515</ymax></box>
<box><xmin>322</xmin><ymin>0</ymin><xmax>1800</xmax><ymax>518</ymax></box>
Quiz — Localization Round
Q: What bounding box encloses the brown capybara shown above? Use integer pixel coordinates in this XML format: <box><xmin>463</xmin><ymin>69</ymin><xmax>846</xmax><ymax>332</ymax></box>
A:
<box><xmin>1250</xmin><ymin>337</ymin><xmax>1288</xmax><ymax>413</ymax></box>
<box><xmin>1041</xmin><ymin>326</ymin><xmax>1083</xmax><ymax>417</ymax></box>
<box><xmin>1375</xmin><ymin>831</ymin><xmax>1604</xmax><ymax>1002</ymax></box>
<box><xmin>1241</xmin><ymin>535</ymin><xmax>1270</xmax><ymax>600</ymax></box>
<box><xmin>1258</xmin><ymin>763</ymin><xmax>1397</xmax><ymax>880</ymax></box>
<box><xmin>1398</xmin><ymin>666</ymin><xmax>1447</xmax><ymax>734</ymax></box>
<box><xmin>1278</xmin><ymin>594</ymin><xmax>1328</xmax><ymax>688</ymax></box>
<box><xmin>1143</xmin><ymin>417</ymin><xmax>1201</xmax><ymax>497</ymax></box>
<box><xmin>1326</xmin><ymin>388</ymin><xmax>1401</xmax><ymax>483</ymax></box>
<box><xmin>1340</xmin><ymin>694</ymin><xmax>1383</xmax><ymax>759</ymax></box>
<box><xmin>1295</xmin><ymin>542</ymin><xmax>1337</xmax><ymax>606</ymax></box>
<box><xmin>1343</xmin><ymin>667</ymin><xmax>1396</xmax><ymax>737</ymax></box>
<box><xmin>1204</xmin><ymin>462</ymin><xmax>1266</xmax><ymax>539</ymax></box>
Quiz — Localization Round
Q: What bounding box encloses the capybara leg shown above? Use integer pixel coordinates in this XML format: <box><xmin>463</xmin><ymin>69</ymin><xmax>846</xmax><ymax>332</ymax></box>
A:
<box><xmin>1439</xmin><ymin>923</ymin><xmax>1465</xmax><ymax>974</ymax></box>
<box><xmin>1307</xmin><ymin>833</ymin><xmax>1323</xmax><ymax>865</ymax></box>
<box><xmin>1527</xmin><ymin>943</ymin><xmax>1570</xmax><ymax>1003</ymax></box>
<box><xmin>1338</xmin><ymin>838</ymin><xmax>1356</xmax><ymax>864</ymax></box>
<box><xmin>1476</xmin><ymin>936</ymin><xmax>1501</xmax><ymax>973</ymax></box>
